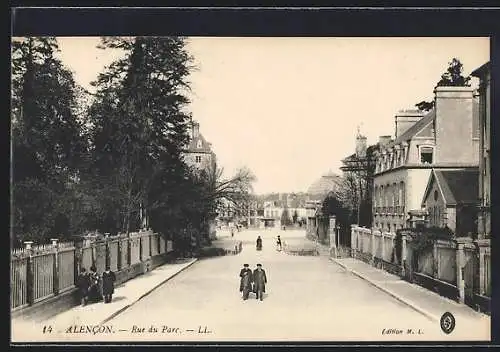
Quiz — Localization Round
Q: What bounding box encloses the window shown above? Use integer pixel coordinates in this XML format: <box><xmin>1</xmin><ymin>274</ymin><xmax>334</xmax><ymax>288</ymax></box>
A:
<box><xmin>420</xmin><ymin>146</ymin><xmax>433</xmax><ymax>164</ymax></box>
<box><xmin>434</xmin><ymin>190</ymin><xmax>439</xmax><ymax>201</ymax></box>
<box><xmin>197</xmin><ymin>140</ymin><xmax>203</xmax><ymax>149</ymax></box>
<box><xmin>195</xmin><ymin>156</ymin><xmax>202</xmax><ymax>163</ymax></box>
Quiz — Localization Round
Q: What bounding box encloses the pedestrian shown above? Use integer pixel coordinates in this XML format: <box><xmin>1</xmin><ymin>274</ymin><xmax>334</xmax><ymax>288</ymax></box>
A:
<box><xmin>253</xmin><ymin>264</ymin><xmax>267</xmax><ymax>301</ymax></box>
<box><xmin>88</xmin><ymin>265</ymin><xmax>101</xmax><ymax>302</ymax></box>
<box><xmin>102</xmin><ymin>265</ymin><xmax>116</xmax><ymax>303</ymax></box>
<box><xmin>256</xmin><ymin>235</ymin><xmax>262</xmax><ymax>251</ymax></box>
<box><xmin>239</xmin><ymin>263</ymin><xmax>253</xmax><ymax>299</ymax></box>
<box><xmin>76</xmin><ymin>267</ymin><xmax>90</xmax><ymax>306</ymax></box>
<box><xmin>276</xmin><ymin>235</ymin><xmax>282</xmax><ymax>251</ymax></box>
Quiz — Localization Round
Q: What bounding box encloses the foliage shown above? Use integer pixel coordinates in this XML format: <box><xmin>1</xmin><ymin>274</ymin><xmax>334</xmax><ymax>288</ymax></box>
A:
<box><xmin>394</xmin><ymin>226</ymin><xmax>455</xmax><ymax>264</ymax></box>
<box><xmin>280</xmin><ymin>206</ymin><xmax>292</xmax><ymax>226</ymax></box>
<box><xmin>436</xmin><ymin>58</ymin><xmax>471</xmax><ymax>87</ymax></box>
<box><xmin>11</xmin><ymin>37</ymin><xmax>87</xmax><ymax>246</ymax></box>
<box><xmin>415</xmin><ymin>100</ymin><xmax>435</xmax><ymax>112</ymax></box>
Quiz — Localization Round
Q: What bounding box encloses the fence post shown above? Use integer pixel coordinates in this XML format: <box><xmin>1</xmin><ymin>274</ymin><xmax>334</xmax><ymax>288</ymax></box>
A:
<box><xmin>455</xmin><ymin>239</ymin><xmax>466</xmax><ymax>304</ymax></box>
<box><xmin>104</xmin><ymin>233</ymin><xmax>110</xmax><ymax>269</ymax></box>
<box><xmin>51</xmin><ymin>238</ymin><xmax>60</xmax><ymax>296</ymax></box>
<box><xmin>380</xmin><ymin>232</ymin><xmax>385</xmax><ymax>269</ymax></box>
<box><xmin>24</xmin><ymin>241</ymin><xmax>34</xmax><ymax>306</ymax></box>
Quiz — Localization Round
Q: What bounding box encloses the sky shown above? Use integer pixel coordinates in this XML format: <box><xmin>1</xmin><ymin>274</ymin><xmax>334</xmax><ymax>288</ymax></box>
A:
<box><xmin>55</xmin><ymin>37</ymin><xmax>489</xmax><ymax>194</ymax></box>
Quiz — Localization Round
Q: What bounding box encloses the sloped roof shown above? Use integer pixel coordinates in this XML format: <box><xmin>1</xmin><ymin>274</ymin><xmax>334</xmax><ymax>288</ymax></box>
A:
<box><xmin>387</xmin><ymin>109</ymin><xmax>435</xmax><ymax>148</ymax></box>
<box><xmin>422</xmin><ymin>169</ymin><xmax>479</xmax><ymax>206</ymax></box>
<box><xmin>307</xmin><ymin>173</ymin><xmax>341</xmax><ymax>196</ymax></box>
<box><xmin>186</xmin><ymin>133</ymin><xmax>213</xmax><ymax>153</ymax></box>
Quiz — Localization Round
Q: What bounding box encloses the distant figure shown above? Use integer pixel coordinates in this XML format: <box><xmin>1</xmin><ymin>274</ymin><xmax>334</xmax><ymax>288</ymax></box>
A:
<box><xmin>253</xmin><ymin>264</ymin><xmax>267</xmax><ymax>301</ymax></box>
<box><xmin>102</xmin><ymin>265</ymin><xmax>116</xmax><ymax>303</ymax></box>
<box><xmin>276</xmin><ymin>235</ymin><xmax>282</xmax><ymax>251</ymax></box>
<box><xmin>231</xmin><ymin>228</ymin><xmax>234</xmax><ymax>237</ymax></box>
<box><xmin>256</xmin><ymin>236</ymin><xmax>262</xmax><ymax>251</ymax></box>
<box><xmin>76</xmin><ymin>268</ymin><xmax>90</xmax><ymax>306</ymax></box>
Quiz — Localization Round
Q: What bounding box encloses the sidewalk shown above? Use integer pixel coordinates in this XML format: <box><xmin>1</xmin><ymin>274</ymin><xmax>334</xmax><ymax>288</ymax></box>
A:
<box><xmin>330</xmin><ymin>257</ymin><xmax>489</xmax><ymax>323</ymax></box>
<box><xmin>12</xmin><ymin>258</ymin><xmax>197</xmax><ymax>340</ymax></box>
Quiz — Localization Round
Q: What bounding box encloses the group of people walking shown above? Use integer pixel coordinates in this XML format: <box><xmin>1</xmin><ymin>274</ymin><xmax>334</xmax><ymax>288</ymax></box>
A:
<box><xmin>239</xmin><ymin>263</ymin><xmax>268</xmax><ymax>301</ymax></box>
<box><xmin>255</xmin><ymin>235</ymin><xmax>282</xmax><ymax>251</ymax></box>
<box><xmin>76</xmin><ymin>265</ymin><xmax>116</xmax><ymax>306</ymax></box>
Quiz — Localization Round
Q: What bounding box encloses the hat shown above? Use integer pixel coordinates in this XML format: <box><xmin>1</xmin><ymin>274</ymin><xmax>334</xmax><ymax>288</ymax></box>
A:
<box><xmin>244</xmin><ymin>264</ymin><xmax>249</xmax><ymax>267</ymax></box>
<box><xmin>256</xmin><ymin>263</ymin><xmax>262</xmax><ymax>267</ymax></box>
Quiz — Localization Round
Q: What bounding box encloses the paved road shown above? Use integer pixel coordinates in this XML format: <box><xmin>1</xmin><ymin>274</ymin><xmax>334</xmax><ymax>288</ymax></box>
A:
<box><xmin>105</xmin><ymin>228</ymin><xmax>458</xmax><ymax>342</ymax></box>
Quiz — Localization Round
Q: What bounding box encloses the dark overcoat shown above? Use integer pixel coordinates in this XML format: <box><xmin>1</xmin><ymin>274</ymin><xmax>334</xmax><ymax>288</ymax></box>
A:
<box><xmin>102</xmin><ymin>270</ymin><xmax>116</xmax><ymax>295</ymax></box>
<box><xmin>77</xmin><ymin>272</ymin><xmax>90</xmax><ymax>296</ymax></box>
<box><xmin>253</xmin><ymin>269</ymin><xmax>267</xmax><ymax>293</ymax></box>
<box><xmin>239</xmin><ymin>268</ymin><xmax>253</xmax><ymax>292</ymax></box>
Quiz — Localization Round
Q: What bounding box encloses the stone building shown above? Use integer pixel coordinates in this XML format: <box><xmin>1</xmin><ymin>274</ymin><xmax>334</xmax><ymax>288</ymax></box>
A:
<box><xmin>373</xmin><ymin>85</ymin><xmax>480</xmax><ymax>233</ymax></box>
<box><xmin>471</xmin><ymin>62</ymin><xmax>491</xmax><ymax>239</ymax></box>
<box><xmin>421</xmin><ymin>169</ymin><xmax>479</xmax><ymax>236</ymax></box>
<box><xmin>182</xmin><ymin>120</ymin><xmax>217</xmax><ymax>173</ymax></box>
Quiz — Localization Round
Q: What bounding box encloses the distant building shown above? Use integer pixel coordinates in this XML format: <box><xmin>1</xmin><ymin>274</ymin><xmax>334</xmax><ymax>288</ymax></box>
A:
<box><xmin>307</xmin><ymin>171</ymin><xmax>342</xmax><ymax>200</ymax></box>
<box><xmin>421</xmin><ymin>169</ymin><xmax>479</xmax><ymax>236</ymax></box>
<box><xmin>373</xmin><ymin>85</ymin><xmax>479</xmax><ymax>233</ymax></box>
<box><xmin>182</xmin><ymin>120</ymin><xmax>217</xmax><ymax>173</ymax></box>
<box><xmin>471</xmin><ymin>62</ymin><xmax>491</xmax><ymax>239</ymax></box>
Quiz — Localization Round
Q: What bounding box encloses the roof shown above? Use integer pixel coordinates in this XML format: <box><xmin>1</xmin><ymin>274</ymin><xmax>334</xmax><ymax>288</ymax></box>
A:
<box><xmin>422</xmin><ymin>169</ymin><xmax>479</xmax><ymax>206</ymax></box>
<box><xmin>386</xmin><ymin>109</ymin><xmax>435</xmax><ymax>148</ymax></box>
<box><xmin>186</xmin><ymin>133</ymin><xmax>213</xmax><ymax>153</ymax></box>
<box><xmin>307</xmin><ymin>173</ymin><xmax>341</xmax><ymax>196</ymax></box>
<box><xmin>471</xmin><ymin>61</ymin><xmax>490</xmax><ymax>78</ymax></box>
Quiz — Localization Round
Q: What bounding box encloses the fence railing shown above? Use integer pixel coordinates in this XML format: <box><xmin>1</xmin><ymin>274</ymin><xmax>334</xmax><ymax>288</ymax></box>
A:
<box><xmin>11</xmin><ymin>231</ymin><xmax>174</xmax><ymax>311</ymax></box>
<box><xmin>350</xmin><ymin>225</ymin><xmax>491</xmax><ymax>310</ymax></box>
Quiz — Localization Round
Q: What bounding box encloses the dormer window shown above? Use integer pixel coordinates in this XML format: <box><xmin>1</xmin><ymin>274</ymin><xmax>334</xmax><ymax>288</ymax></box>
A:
<box><xmin>420</xmin><ymin>146</ymin><xmax>434</xmax><ymax>164</ymax></box>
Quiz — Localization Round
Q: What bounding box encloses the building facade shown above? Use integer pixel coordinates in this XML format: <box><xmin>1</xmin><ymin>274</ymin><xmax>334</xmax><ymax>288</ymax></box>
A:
<box><xmin>373</xmin><ymin>86</ymin><xmax>479</xmax><ymax>233</ymax></box>
<box><xmin>471</xmin><ymin>62</ymin><xmax>491</xmax><ymax>238</ymax></box>
<box><xmin>182</xmin><ymin>121</ymin><xmax>217</xmax><ymax>173</ymax></box>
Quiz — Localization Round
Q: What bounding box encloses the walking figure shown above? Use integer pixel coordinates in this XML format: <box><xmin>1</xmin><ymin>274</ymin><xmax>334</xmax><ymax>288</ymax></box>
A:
<box><xmin>276</xmin><ymin>235</ymin><xmax>282</xmax><ymax>251</ymax></box>
<box><xmin>88</xmin><ymin>265</ymin><xmax>101</xmax><ymax>303</ymax></box>
<box><xmin>253</xmin><ymin>264</ymin><xmax>267</xmax><ymax>301</ymax></box>
<box><xmin>239</xmin><ymin>264</ymin><xmax>253</xmax><ymax>300</ymax></box>
<box><xmin>102</xmin><ymin>265</ymin><xmax>116</xmax><ymax>303</ymax></box>
<box><xmin>256</xmin><ymin>235</ymin><xmax>263</xmax><ymax>251</ymax></box>
<box><xmin>76</xmin><ymin>268</ymin><xmax>90</xmax><ymax>306</ymax></box>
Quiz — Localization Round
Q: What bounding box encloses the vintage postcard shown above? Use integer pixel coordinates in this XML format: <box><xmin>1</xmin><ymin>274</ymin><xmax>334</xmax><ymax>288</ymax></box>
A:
<box><xmin>10</xmin><ymin>35</ymin><xmax>491</xmax><ymax>343</ymax></box>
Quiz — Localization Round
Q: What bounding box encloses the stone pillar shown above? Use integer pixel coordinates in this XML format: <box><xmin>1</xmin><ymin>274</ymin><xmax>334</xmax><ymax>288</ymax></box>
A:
<box><xmin>401</xmin><ymin>233</ymin><xmax>407</xmax><ymax>278</ymax></box>
<box><xmin>433</xmin><ymin>240</ymin><xmax>439</xmax><ymax>278</ymax></box>
<box><xmin>370</xmin><ymin>229</ymin><xmax>376</xmax><ymax>265</ymax></box>
<box><xmin>380</xmin><ymin>232</ymin><xmax>385</xmax><ymax>266</ymax></box>
<box><xmin>455</xmin><ymin>238</ymin><xmax>467</xmax><ymax>304</ymax></box>
<box><xmin>476</xmin><ymin>238</ymin><xmax>490</xmax><ymax>296</ymax></box>
<box><xmin>351</xmin><ymin>224</ymin><xmax>357</xmax><ymax>257</ymax></box>
<box><xmin>51</xmin><ymin>239</ymin><xmax>60</xmax><ymax>295</ymax></box>
<box><xmin>329</xmin><ymin>216</ymin><xmax>337</xmax><ymax>257</ymax></box>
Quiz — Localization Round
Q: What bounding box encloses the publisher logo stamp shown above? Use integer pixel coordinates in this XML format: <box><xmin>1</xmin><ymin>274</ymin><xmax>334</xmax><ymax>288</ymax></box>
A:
<box><xmin>440</xmin><ymin>312</ymin><xmax>455</xmax><ymax>334</ymax></box>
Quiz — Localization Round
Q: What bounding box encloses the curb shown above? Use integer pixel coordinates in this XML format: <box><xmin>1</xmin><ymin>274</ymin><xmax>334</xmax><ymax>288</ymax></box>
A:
<box><xmin>329</xmin><ymin>257</ymin><xmax>439</xmax><ymax>322</ymax></box>
<box><xmin>100</xmin><ymin>258</ymin><xmax>198</xmax><ymax>324</ymax></box>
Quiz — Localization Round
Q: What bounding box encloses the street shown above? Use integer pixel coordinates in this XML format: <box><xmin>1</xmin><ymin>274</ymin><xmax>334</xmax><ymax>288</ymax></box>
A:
<box><xmin>103</xmin><ymin>228</ymin><xmax>458</xmax><ymax>342</ymax></box>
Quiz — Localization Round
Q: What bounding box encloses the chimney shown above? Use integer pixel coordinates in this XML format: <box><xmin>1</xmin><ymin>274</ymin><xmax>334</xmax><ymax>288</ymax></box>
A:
<box><xmin>433</xmin><ymin>86</ymin><xmax>475</xmax><ymax>164</ymax></box>
<box><xmin>378</xmin><ymin>135</ymin><xmax>392</xmax><ymax>147</ymax></box>
<box><xmin>394</xmin><ymin>109</ymin><xmax>424</xmax><ymax>139</ymax></box>
<box><xmin>192</xmin><ymin>121</ymin><xmax>200</xmax><ymax>138</ymax></box>
<box><xmin>355</xmin><ymin>134</ymin><xmax>367</xmax><ymax>158</ymax></box>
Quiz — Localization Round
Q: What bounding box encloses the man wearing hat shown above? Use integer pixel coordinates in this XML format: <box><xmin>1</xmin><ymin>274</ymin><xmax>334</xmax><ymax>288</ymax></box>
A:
<box><xmin>239</xmin><ymin>264</ymin><xmax>253</xmax><ymax>299</ymax></box>
<box><xmin>253</xmin><ymin>264</ymin><xmax>267</xmax><ymax>301</ymax></box>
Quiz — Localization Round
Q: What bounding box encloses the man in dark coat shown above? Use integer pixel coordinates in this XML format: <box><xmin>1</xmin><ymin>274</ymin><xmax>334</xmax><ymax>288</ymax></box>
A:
<box><xmin>253</xmin><ymin>264</ymin><xmax>267</xmax><ymax>301</ymax></box>
<box><xmin>88</xmin><ymin>265</ymin><xmax>101</xmax><ymax>302</ymax></box>
<box><xmin>239</xmin><ymin>264</ymin><xmax>253</xmax><ymax>296</ymax></box>
<box><xmin>102</xmin><ymin>265</ymin><xmax>116</xmax><ymax>303</ymax></box>
<box><xmin>76</xmin><ymin>268</ymin><xmax>91</xmax><ymax>306</ymax></box>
